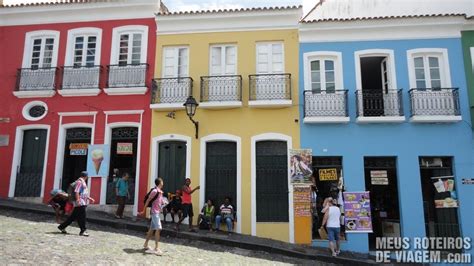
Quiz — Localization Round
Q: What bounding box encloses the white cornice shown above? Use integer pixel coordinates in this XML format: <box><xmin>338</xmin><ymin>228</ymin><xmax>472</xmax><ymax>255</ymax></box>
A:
<box><xmin>156</xmin><ymin>8</ymin><xmax>302</xmax><ymax>35</ymax></box>
<box><xmin>0</xmin><ymin>3</ymin><xmax>158</xmax><ymax>26</ymax></box>
<box><xmin>299</xmin><ymin>17</ymin><xmax>467</xmax><ymax>43</ymax></box>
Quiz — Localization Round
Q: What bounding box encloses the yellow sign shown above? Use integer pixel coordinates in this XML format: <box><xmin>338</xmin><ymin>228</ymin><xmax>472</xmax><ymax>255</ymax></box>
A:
<box><xmin>319</xmin><ymin>168</ymin><xmax>338</xmax><ymax>181</ymax></box>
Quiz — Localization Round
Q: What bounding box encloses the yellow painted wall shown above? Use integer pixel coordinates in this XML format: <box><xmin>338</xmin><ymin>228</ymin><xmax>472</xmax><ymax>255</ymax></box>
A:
<box><xmin>152</xmin><ymin>29</ymin><xmax>301</xmax><ymax>242</ymax></box>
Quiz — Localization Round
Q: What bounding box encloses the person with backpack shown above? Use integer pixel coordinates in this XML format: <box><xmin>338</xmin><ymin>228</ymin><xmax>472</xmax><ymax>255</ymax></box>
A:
<box><xmin>58</xmin><ymin>171</ymin><xmax>95</xmax><ymax>236</ymax></box>
<box><xmin>138</xmin><ymin>177</ymin><xmax>164</xmax><ymax>256</ymax></box>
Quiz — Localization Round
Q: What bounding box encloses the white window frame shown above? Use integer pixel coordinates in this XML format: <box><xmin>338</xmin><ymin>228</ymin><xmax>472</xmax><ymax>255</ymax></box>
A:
<box><xmin>303</xmin><ymin>51</ymin><xmax>343</xmax><ymax>92</ymax></box>
<box><xmin>161</xmin><ymin>46</ymin><xmax>190</xmax><ymax>78</ymax></box>
<box><xmin>22</xmin><ymin>30</ymin><xmax>60</xmax><ymax>69</ymax></box>
<box><xmin>65</xmin><ymin>27</ymin><xmax>102</xmax><ymax>67</ymax></box>
<box><xmin>209</xmin><ymin>44</ymin><xmax>237</xmax><ymax>76</ymax></box>
<box><xmin>110</xmin><ymin>25</ymin><xmax>148</xmax><ymax>65</ymax></box>
<box><xmin>354</xmin><ymin>49</ymin><xmax>397</xmax><ymax>92</ymax></box>
<box><xmin>407</xmin><ymin>48</ymin><xmax>452</xmax><ymax>89</ymax></box>
<box><xmin>255</xmin><ymin>42</ymin><xmax>285</xmax><ymax>74</ymax></box>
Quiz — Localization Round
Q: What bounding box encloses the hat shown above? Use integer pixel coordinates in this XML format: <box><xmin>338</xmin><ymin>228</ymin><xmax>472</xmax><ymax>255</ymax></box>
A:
<box><xmin>80</xmin><ymin>171</ymin><xmax>88</xmax><ymax>177</ymax></box>
<box><xmin>50</xmin><ymin>189</ymin><xmax>63</xmax><ymax>196</ymax></box>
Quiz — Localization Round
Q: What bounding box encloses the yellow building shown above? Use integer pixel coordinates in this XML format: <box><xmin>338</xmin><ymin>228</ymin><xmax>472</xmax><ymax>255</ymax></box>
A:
<box><xmin>151</xmin><ymin>6</ymin><xmax>306</xmax><ymax>243</ymax></box>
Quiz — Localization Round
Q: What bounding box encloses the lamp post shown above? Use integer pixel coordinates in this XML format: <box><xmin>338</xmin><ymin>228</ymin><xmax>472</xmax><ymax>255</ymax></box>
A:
<box><xmin>183</xmin><ymin>96</ymin><xmax>199</xmax><ymax>139</ymax></box>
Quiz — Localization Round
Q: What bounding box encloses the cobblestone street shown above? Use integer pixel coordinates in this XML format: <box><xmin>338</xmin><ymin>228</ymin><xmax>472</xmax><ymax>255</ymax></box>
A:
<box><xmin>0</xmin><ymin>210</ymin><xmax>322</xmax><ymax>265</ymax></box>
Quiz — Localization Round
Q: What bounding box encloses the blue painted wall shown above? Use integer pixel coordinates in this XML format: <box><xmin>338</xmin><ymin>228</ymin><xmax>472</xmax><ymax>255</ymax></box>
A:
<box><xmin>299</xmin><ymin>38</ymin><xmax>474</xmax><ymax>254</ymax></box>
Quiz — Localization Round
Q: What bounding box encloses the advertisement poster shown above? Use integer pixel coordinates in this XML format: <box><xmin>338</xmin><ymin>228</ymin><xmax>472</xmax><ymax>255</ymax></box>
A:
<box><xmin>343</xmin><ymin>191</ymin><xmax>373</xmax><ymax>233</ymax></box>
<box><xmin>86</xmin><ymin>144</ymin><xmax>110</xmax><ymax>177</ymax></box>
<box><xmin>319</xmin><ymin>168</ymin><xmax>338</xmax><ymax>181</ymax></box>
<box><xmin>293</xmin><ymin>186</ymin><xmax>311</xmax><ymax>217</ymax></box>
<box><xmin>117</xmin><ymin>142</ymin><xmax>133</xmax><ymax>155</ymax></box>
<box><xmin>290</xmin><ymin>149</ymin><xmax>313</xmax><ymax>184</ymax></box>
<box><xmin>69</xmin><ymin>143</ymin><xmax>88</xmax><ymax>156</ymax></box>
<box><xmin>432</xmin><ymin>177</ymin><xmax>458</xmax><ymax>208</ymax></box>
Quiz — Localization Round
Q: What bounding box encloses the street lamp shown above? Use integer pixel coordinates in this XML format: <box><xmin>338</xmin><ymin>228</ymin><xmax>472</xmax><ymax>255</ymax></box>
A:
<box><xmin>183</xmin><ymin>96</ymin><xmax>199</xmax><ymax>139</ymax></box>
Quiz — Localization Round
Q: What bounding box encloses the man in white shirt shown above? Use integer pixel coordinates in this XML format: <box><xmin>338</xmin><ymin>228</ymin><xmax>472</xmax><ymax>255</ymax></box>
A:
<box><xmin>320</xmin><ymin>198</ymin><xmax>341</xmax><ymax>257</ymax></box>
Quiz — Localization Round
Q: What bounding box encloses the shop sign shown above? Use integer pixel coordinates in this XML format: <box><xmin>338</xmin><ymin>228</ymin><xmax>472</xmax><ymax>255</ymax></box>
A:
<box><xmin>343</xmin><ymin>191</ymin><xmax>373</xmax><ymax>233</ymax></box>
<box><xmin>69</xmin><ymin>143</ymin><xmax>88</xmax><ymax>156</ymax></box>
<box><xmin>370</xmin><ymin>170</ymin><xmax>387</xmax><ymax>178</ymax></box>
<box><xmin>117</xmin><ymin>142</ymin><xmax>133</xmax><ymax>155</ymax></box>
<box><xmin>319</xmin><ymin>168</ymin><xmax>338</xmax><ymax>181</ymax></box>
<box><xmin>371</xmin><ymin>177</ymin><xmax>389</xmax><ymax>185</ymax></box>
<box><xmin>293</xmin><ymin>186</ymin><xmax>311</xmax><ymax>217</ymax></box>
<box><xmin>289</xmin><ymin>149</ymin><xmax>313</xmax><ymax>184</ymax></box>
<box><xmin>462</xmin><ymin>178</ymin><xmax>474</xmax><ymax>185</ymax></box>
<box><xmin>432</xmin><ymin>177</ymin><xmax>458</xmax><ymax>208</ymax></box>
<box><xmin>0</xmin><ymin>135</ymin><xmax>9</xmax><ymax>146</ymax></box>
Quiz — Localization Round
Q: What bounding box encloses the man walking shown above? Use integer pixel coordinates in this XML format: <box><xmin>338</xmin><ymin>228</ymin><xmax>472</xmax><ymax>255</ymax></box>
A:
<box><xmin>320</xmin><ymin>198</ymin><xmax>341</xmax><ymax>257</ymax></box>
<box><xmin>58</xmin><ymin>171</ymin><xmax>95</xmax><ymax>236</ymax></box>
<box><xmin>115</xmin><ymin>172</ymin><xmax>130</xmax><ymax>218</ymax></box>
<box><xmin>176</xmin><ymin>178</ymin><xmax>199</xmax><ymax>232</ymax></box>
<box><xmin>138</xmin><ymin>178</ymin><xmax>164</xmax><ymax>256</ymax></box>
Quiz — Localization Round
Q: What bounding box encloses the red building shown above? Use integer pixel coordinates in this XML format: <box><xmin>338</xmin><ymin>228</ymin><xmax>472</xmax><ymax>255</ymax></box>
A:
<box><xmin>0</xmin><ymin>0</ymin><xmax>163</xmax><ymax>215</ymax></box>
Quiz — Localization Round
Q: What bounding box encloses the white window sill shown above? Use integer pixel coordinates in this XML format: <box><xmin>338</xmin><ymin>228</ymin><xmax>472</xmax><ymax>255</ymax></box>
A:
<box><xmin>410</xmin><ymin>115</ymin><xmax>462</xmax><ymax>123</ymax></box>
<box><xmin>13</xmin><ymin>90</ymin><xmax>56</xmax><ymax>98</ymax></box>
<box><xmin>58</xmin><ymin>88</ymin><xmax>101</xmax><ymax>97</ymax></box>
<box><xmin>199</xmin><ymin>101</ymin><xmax>242</xmax><ymax>110</ymax></box>
<box><xmin>104</xmin><ymin>87</ymin><xmax>148</xmax><ymax>95</ymax></box>
<box><xmin>150</xmin><ymin>103</ymin><xmax>185</xmax><ymax>111</ymax></box>
<box><xmin>356</xmin><ymin>116</ymin><xmax>405</xmax><ymax>123</ymax></box>
<box><xmin>248</xmin><ymin>100</ymin><xmax>292</xmax><ymax>109</ymax></box>
<box><xmin>303</xmin><ymin>116</ymin><xmax>350</xmax><ymax>124</ymax></box>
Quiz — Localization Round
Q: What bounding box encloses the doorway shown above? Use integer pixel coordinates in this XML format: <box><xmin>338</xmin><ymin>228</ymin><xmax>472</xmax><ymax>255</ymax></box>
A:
<box><xmin>15</xmin><ymin>129</ymin><xmax>47</xmax><ymax>197</ymax></box>
<box><xmin>205</xmin><ymin>141</ymin><xmax>237</xmax><ymax>209</ymax></box>
<box><xmin>360</xmin><ymin>56</ymin><xmax>389</xmax><ymax>116</ymax></box>
<box><xmin>364</xmin><ymin>157</ymin><xmax>401</xmax><ymax>251</ymax></box>
<box><xmin>106</xmin><ymin>127</ymin><xmax>138</xmax><ymax>204</ymax></box>
<box><xmin>158</xmin><ymin>141</ymin><xmax>187</xmax><ymax>197</ymax></box>
<box><xmin>419</xmin><ymin>157</ymin><xmax>460</xmax><ymax>252</ymax></box>
<box><xmin>61</xmin><ymin>128</ymin><xmax>91</xmax><ymax>191</ymax></box>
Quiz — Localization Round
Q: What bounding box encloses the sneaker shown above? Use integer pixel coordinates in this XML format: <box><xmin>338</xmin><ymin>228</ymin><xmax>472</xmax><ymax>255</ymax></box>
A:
<box><xmin>115</xmin><ymin>215</ymin><xmax>120</xmax><ymax>219</ymax></box>
<box><xmin>146</xmin><ymin>249</ymin><xmax>162</xmax><ymax>255</ymax></box>
<box><xmin>79</xmin><ymin>231</ymin><xmax>89</xmax><ymax>237</ymax></box>
<box><xmin>155</xmin><ymin>249</ymin><xmax>164</xmax><ymax>256</ymax></box>
<box><xmin>336</xmin><ymin>250</ymin><xmax>341</xmax><ymax>255</ymax></box>
<box><xmin>57</xmin><ymin>226</ymin><xmax>67</xmax><ymax>234</ymax></box>
<box><xmin>332</xmin><ymin>252</ymin><xmax>337</xmax><ymax>257</ymax></box>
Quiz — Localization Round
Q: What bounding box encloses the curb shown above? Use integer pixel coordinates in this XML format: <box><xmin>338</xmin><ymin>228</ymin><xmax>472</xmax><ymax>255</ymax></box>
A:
<box><xmin>0</xmin><ymin>202</ymin><xmax>379</xmax><ymax>265</ymax></box>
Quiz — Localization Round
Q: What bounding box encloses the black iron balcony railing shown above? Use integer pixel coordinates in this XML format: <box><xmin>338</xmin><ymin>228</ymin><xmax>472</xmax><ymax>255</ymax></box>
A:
<box><xmin>107</xmin><ymin>63</ymin><xmax>148</xmax><ymax>88</ymax></box>
<box><xmin>249</xmin><ymin>73</ymin><xmax>291</xmax><ymax>101</ymax></box>
<box><xmin>151</xmin><ymin>77</ymin><xmax>193</xmax><ymax>104</ymax></box>
<box><xmin>15</xmin><ymin>67</ymin><xmax>58</xmax><ymax>91</ymax></box>
<box><xmin>304</xmin><ymin>90</ymin><xmax>348</xmax><ymax>118</ymax></box>
<box><xmin>409</xmin><ymin>88</ymin><xmax>460</xmax><ymax>116</ymax></box>
<box><xmin>356</xmin><ymin>90</ymin><xmax>403</xmax><ymax>117</ymax></box>
<box><xmin>200</xmin><ymin>75</ymin><xmax>242</xmax><ymax>102</ymax></box>
<box><xmin>61</xmin><ymin>65</ymin><xmax>101</xmax><ymax>90</ymax></box>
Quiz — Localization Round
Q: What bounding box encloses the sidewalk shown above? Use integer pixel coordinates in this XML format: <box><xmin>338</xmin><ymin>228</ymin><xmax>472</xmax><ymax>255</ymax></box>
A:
<box><xmin>0</xmin><ymin>198</ymin><xmax>381</xmax><ymax>265</ymax></box>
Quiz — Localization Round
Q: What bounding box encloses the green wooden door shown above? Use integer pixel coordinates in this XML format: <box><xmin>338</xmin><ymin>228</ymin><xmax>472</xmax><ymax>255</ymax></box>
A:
<box><xmin>15</xmin><ymin>129</ymin><xmax>47</xmax><ymax>197</ymax></box>
<box><xmin>158</xmin><ymin>141</ymin><xmax>186</xmax><ymax>196</ymax></box>
<box><xmin>61</xmin><ymin>128</ymin><xmax>91</xmax><ymax>191</ymax></box>
<box><xmin>205</xmin><ymin>141</ymin><xmax>237</xmax><ymax>208</ymax></box>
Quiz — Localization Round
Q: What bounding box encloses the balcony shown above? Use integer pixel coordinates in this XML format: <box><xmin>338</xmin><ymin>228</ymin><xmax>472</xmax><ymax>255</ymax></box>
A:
<box><xmin>200</xmin><ymin>75</ymin><xmax>242</xmax><ymax>109</ymax></box>
<box><xmin>248</xmin><ymin>73</ymin><xmax>292</xmax><ymax>108</ymax></box>
<box><xmin>355</xmin><ymin>90</ymin><xmax>405</xmax><ymax>123</ymax></box>
<box><xmin>58</xmin><ymin>66</ymin><xmax>101</xmax><ymax>97</ymax></box>
<box><xmin>409</xmin><ymin>88</ymin><xmax>461</xmax><ymax>123</ymax></box>
<box><xmin>105</xmin><ymin>64</ymin><xmax>148</xmax><ymax>95</ymax></box>
<box><xmin>13</xmin><ymin>67</ymin><xmax>57</xmax><ymax>98</ymax></box>
<box><xmin>303</xmin><ymin>90</ymin><xmax>349</xmax><ymax>123</ymax></box>
<box><xmin>150</xmin><ymin>77</ymin><xmax>193</xmax><ymax>110</ymax></box>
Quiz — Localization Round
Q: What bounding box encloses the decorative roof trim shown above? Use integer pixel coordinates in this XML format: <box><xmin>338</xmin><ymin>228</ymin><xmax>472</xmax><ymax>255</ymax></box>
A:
<box><xmin>157</xmin><ymin>5</ymin><xmax>302</xmax><ymax>16</ymax></box>
<box><xmin>302</xmin><ymin>13</ymin><xmax>472</xmax><ymax>23</ymax></box>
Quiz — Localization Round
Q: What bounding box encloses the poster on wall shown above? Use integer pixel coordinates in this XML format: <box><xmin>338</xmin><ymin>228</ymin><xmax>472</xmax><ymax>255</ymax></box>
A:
<box><xmin>432</xmin><ymin>176</ymin><xmax>458</xmax><ymax>208</ymax></box>
<box><xmin>293</xmin><ymin>186</ymin><xmax>311</xmax><ymax>217</ymax></box>
<box><xmin>69</xmin><ymin>143</ymin><xmax>88</xmax><ymax>156</ymax></box>
<box><xmin>290</xmin><ymin>149</ymin><xmax>313</xmax><ymax>184</ymax></box>
<box><xmin>86</xmin><ymin>144</ymin><xmax>110</xmax><ymax>177</ymax></box>
<box><xmin>343</xmin><ymin>191</ymin><xmax>373</xmax><ymax>233</ymax></box>
<box><xmin>117</xmin><ymin>142</ymin><xmax>133</xmax><ymax>155</ymax></box>
<box><xmin>319</xmin><ymin>168</ymin><xmax>338</xmax><ymax>181</ymax></box>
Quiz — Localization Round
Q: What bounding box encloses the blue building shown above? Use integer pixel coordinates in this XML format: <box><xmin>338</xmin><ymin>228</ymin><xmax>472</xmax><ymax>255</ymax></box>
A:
<box><xmin>299</xmin><ymin>1</ymin><xmax>474</xmax><ymax>255</ymax></box>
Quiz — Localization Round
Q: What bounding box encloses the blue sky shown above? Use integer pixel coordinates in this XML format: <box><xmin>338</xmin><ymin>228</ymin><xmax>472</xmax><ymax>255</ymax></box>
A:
<box><xmin>5</xmin><ymin>0</ymin><xmax>305</xmax><ymax>10</ymax></box>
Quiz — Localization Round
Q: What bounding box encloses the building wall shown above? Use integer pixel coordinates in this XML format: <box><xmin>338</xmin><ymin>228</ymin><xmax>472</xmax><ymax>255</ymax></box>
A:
<box><xmin>299</xmin><ymin>38</ymin><xmax>474</xmax><ymax>253</ymax></box>
<box><xmin>461</xmin><ymin>31</ymin><xmax>474</xmax><ymax>128</ymax></box>
<box><xmin>152</xmin><ymin>29</ymin><xmax>300</xmax><ymax>241</ymax></box>
<box><xmin>0</xmin><ymin>18</ymin><xmax>156</xmax><ymax>213</ymax></box>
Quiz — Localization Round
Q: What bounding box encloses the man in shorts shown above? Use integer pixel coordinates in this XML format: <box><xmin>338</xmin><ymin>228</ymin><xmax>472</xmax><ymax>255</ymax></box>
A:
<box><xmin>138</xmin><ymin>178</ymin><xmax>164</xmax><ymax>256</ymax></box>
<box><xmin>176</xmin><ymin>178</ymin><xmax>199</xmax><ymax>232</ymax></box>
